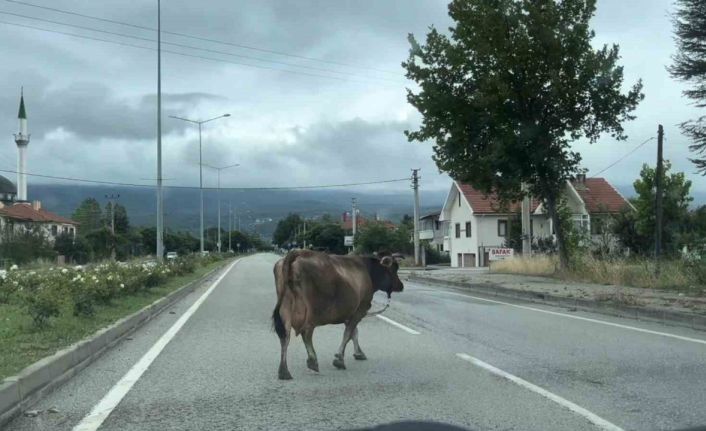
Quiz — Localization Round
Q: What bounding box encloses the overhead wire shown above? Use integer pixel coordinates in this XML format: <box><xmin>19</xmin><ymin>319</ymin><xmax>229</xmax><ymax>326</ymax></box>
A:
<box><xmin>4</xmin><ymin>0</ymin><xmax>402</xmax><ymax>76</ymax></box>
<box><xmin>590</xmin><ymin>137</ymin><xmax>655</xmax><ymax>177</ymax></box>
<box><xmin>0</xmin><ymin>167</ymin><xmax>411</xmax><ymax>190</ymax></box>
<box><xmin>0</xmin><ymin>19</ymin><xmax>397</xmax><ymax>86</ymax></box>
<box><xmin>0</xmin><ymin>10</ymin><xmax>402</xmax><ymax>84</ymax></box>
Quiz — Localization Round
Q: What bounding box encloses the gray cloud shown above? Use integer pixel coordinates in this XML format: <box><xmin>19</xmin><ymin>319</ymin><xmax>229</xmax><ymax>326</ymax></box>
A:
<box><xmin>0</xmin><ymin>0</ymin><xmax>703</xmax><ymax>202</ymax></box>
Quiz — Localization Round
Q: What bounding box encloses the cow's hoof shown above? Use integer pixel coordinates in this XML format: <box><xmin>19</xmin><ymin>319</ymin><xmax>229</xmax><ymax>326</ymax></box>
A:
<box><xmin>333</xmin><ymin>354</ymin><xmax>346</xmax><ymax>370</ymax></box>
<box><xmin>353</xmin><ymin>352</ymin><xmax>367</xmax><ymax>361</ymax></box>
<box><xmin>307</xmin><ymin>358</ymin><xmax>319</xmax><ymax>372</ymax></box>
<box><xmin>278</xmin><ymin>366</ymin><xmax>293</xmax><ymax>380</ymax></box>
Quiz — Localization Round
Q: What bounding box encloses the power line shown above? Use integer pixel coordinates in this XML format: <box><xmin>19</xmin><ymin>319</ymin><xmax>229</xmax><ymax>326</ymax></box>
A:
<box><xmin>5</xmin><ymin>0</ymin><xmax>401</xmax><ymax>76</ymax></box>
<box><xmin>590</xmin><ymin>137</ymin><xmax>655</xmax><ymax>177</ymax></box>
<box><xmin>0</xmin><ymin>19</ymin><xmax>396</xmax><ymax>86</ymax></box>
<box><xmin>0</xmin><ymin>167</ymin><xmax>410</xmax><ymax>190</ymax></box>
<box><xmin>0</xmin><ymin>10</ymin><xmax>401</xmax><ymax>84</ymax></box>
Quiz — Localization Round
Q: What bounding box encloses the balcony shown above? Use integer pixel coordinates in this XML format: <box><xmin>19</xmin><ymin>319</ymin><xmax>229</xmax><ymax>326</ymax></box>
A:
<box><xmin>419</xmin><ymin>229</ymin><xmax>435</xmax><ymax>240</ymax></box>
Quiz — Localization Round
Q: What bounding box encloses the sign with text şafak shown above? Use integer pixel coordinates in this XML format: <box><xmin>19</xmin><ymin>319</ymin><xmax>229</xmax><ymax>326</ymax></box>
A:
<box><xmin>489</xmin><ymin>248</ymin><xmax>514</xmax><ymax>261</ymax></box>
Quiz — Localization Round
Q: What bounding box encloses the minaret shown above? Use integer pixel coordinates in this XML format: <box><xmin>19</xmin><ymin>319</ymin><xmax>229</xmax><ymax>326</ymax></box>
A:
<box><xmin>13</xmin><ymin>88</ymin><xmax>29</xmax><ymax>202</ymax></box>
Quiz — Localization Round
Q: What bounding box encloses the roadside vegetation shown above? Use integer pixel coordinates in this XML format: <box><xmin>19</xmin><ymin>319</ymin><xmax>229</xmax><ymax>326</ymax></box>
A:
<box><xmin>0</xmin><ymin>253</ymin><xmax>230</xmax><ymax>380</ymax></box>
<box><xmin>492</xmin><ymin>255</ymin><xmax>706</xmax><ymax>295</ymax></box>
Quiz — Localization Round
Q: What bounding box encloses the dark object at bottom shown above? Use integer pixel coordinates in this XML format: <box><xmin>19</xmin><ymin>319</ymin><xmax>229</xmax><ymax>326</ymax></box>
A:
<box><xmin>350</xmin><ymin>421</ymin><xmax>471</xmax><ymax>431</ymax></box>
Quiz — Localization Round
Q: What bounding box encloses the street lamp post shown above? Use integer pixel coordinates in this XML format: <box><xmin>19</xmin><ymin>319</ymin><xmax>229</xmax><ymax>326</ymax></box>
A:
<box><xmin>202</xmin><ymin>163</ymin><xmax>239</xmax><ymax>252</ymax></box>
<box><xmin>169</xmin><ymin>113</ymin><xmax>230</xmax><ymax>253</ymax></box>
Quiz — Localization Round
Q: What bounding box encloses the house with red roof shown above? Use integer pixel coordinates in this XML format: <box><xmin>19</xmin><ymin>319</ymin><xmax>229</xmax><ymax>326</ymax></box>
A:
<box><xmin>439</xmin><ymin>174</ymin><xmax>632</xmax><ymax>267</ymax></box>
<box><xmin>0</xmin><ymin>200</ymin><xmax>78</xmax><ymax>243</ymax></box>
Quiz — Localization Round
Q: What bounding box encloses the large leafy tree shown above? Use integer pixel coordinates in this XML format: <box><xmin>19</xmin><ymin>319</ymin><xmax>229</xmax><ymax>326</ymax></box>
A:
<box><xmin>613</xmin><ymin>162</ymin><xmax>692</xmax><ymax>255</ymax></box>
<box><xmin>631</xmin><ymin>162</ymin><xmax>692</xmax><ymax>255</ymax></box>
<box><xmin>670</xmin><ymin>0</ymin><xmax>706</xmax><ymax>173</ymax></box>
<box><xmin>273</xmin><ymin>213</ymin><xmax>302</xmax><ymax>246</ymax></box>
<box><xmin>403</xmin><ymin>0</ymin><xmax>643</xmax><ymax>269</ymax></box>
<box><xmin>306</xmin><ymin>221</ymin><xmax>346</xmax><ymax>254</ymax></box>
<box><xmin>72</xmin><ymin>198</ymin><xmax>103</xmax><ymax>235</ymax></box>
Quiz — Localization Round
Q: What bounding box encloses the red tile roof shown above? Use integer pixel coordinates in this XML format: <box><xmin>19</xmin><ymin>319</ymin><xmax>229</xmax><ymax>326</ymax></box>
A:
<box><xmin>456</xmin><ymin>182</ymin><xmax>540</xmax><ymax>214</ymax></box>
<box><xmin>456</xmin><ymin>178</ymin><xmax>629</xmax><ymax>215</ymax></box>
<box><xmin>572</xmin><ymin>178</ymin><xmax>630</xmax><ymax>213</ymax></box>
<box><xmin>0</xmin><ymin>203</ymin><xmax>78</xmax><ymax>225</ymax></box>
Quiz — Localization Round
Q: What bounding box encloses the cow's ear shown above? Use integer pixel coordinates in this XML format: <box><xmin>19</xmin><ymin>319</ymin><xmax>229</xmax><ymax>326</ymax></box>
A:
<box><xmin>380</xmin><ymin>256</ymin><xmax>394</xmax><ymax>268</ymax></box>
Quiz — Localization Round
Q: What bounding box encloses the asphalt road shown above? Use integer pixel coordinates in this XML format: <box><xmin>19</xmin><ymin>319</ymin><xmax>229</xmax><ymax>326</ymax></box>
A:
<box><xmin>5</xmin><ymin>253</ymin><xmax>706</xmax><ymax>431</ymax></box>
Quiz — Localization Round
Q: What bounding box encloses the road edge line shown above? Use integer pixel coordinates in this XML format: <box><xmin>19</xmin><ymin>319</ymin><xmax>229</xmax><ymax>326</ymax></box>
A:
<box><xmin>409</xmin><ymin>275</ymin><xmax>706</xmax><ymax>332</ymax></box>
<box><xmin>418</xmin><ymin>289</ymin><xmax>706</xmax><ymax>346</ymax></box>
<box><xmin>376</xmin><ymin>315</ymin><xmax>421</xmax><ymax>335</ymax></box>
<box><xmin>456</xmin><ymin>353</ymin><xmax>624</xmax><ymax>431</ymax></box>
<box><xmin>0</xmin><ymin>258</ymin><xmax>235</xmax><ymax>429</ymax></box>
<box><xmin>72</xmin><ymin>258</ymin><xmax>240</xmax><ymax>431</ymax></box>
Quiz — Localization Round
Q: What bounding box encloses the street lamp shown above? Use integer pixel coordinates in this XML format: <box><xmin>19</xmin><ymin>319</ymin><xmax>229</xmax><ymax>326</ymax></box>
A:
<box><xmin>169</xmin><ymin>113</ymin><xmax>230</xmax><ymax>253</ymax></box>
<box><xmin>202</xmin><ymin>162</ymin><xmax>239</xmax><ymax>252</ymax></box>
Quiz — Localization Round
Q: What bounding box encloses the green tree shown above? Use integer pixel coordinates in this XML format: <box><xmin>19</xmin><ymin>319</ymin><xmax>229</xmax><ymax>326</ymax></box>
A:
<box><xmin>113</xmin><ymin>204</ymin><xmax>130</xmax><ymax>234</ymax></box>
<box><xmin>355</xmin><ymin>222</ymin><xmax>395</xmax><ymax>254</ymax></box>
<box><xmin>72</xmin><ymin>198</ymin><xmax>103</xmax><ymax>235</ymax></box>
<box><xmin>613</xmin><ymin>161</ymin><xmax>693</xmax><ymax>255</ymax></box>
<box><xmin>403</xmin><ymin>0</ymin><xmax>643</xmax><ymax>269</ymax></box>
<box><xmin>630</xmin><ymin>162</ymin><xmax>692</xmax><ymax>255</ymax></box>
<box><xmin>307</xmin><ymin>222</ymin><xmax>346</xmax><ymax>254</ymax></box>
<box><xmin>669</xmin><ymin>0</ymin><xmax>706</xmax><ymax>173</ymax></box>
<box><xmin>273</xmin><ymin>213</ymin><xmax>302</xmax><ymax>246</ymax></box>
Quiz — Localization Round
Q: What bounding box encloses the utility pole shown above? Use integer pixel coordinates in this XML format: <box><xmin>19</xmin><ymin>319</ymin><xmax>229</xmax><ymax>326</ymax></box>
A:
<box><xmin>105</xmin><ymin>193</ymin><xmax>120</xmax><ymax>235</ymax></box>
<box><xmin>228</xmin><ymin>201</ymin><xmax>232</xmax><ymax>252</ymax></box>
<box><xmin>303</xmin><ymin>220</ymin><xmax>307</xmax><ymax>249</ymax></box>
<box><xmin>412</xmin><ymin>169</ymin><xmax>421</xmax><ymax>266</ymax></box>
<box><xmin>156</xmin><ymin>0</ymin><xmax>164</xmax><ymax>262</ymax></box>
<box><xmin>352</xmin><ymin>197</ymin><xmax>358</xmax><ymax>239</ymax></box>
<box><xmin>655</xmin><ymin>124</ymin><xmax>664</xmax><ymax>276</ymax></box>
<box><xmin>521</xmin><ymin>183</ymin><xmax>532</xmax><ymax>258</ymax></box>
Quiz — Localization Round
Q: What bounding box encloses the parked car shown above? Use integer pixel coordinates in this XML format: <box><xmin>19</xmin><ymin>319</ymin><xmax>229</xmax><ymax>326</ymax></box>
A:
<box><xmin>166</xmin><ymin>251</ymin><xmax>178</xmax><ymax>260</ymax></box>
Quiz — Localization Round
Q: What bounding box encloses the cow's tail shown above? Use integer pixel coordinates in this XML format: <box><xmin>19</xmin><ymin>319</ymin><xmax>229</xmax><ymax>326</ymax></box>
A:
<box><xmin>272</xmin><ymin>251</ymin><xmax>298</xmax><ymax>340</ymax></box>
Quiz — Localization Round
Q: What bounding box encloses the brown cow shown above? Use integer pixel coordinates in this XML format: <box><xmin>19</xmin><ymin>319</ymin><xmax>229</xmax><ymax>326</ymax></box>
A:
<box><xmin>272</xmin><ymin>250</ymin><xmax>404</xmax><ymax>380</ymax></box>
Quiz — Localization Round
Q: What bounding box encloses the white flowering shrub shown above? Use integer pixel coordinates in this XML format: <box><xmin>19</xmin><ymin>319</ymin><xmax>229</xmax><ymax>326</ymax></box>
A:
<box><xmin>2</xmin><ymin>254</ymin><xmax>224</xmax><ymax>325</ymax></box>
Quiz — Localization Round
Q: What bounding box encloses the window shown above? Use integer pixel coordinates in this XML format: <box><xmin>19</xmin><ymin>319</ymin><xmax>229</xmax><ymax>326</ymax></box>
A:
<box><xmin>51</xmin><ymin>225</ymin><xmax>57</xmax><ymax>236</ymax></box>
<box><xmin>435</xmin><ymin>220</ymin><xmax>440</xmax><ymax>231</ymax></box>
<box><xmin>498</xmin><ymin>220</ymin><xmax>508</xmax><ymax>237</ymax></box>
<box><xmin>591</xmin><ymin>218</ymin><xmax>605</xmax><ymax>235</ymax></box>
<box><xmin>465</xmin><ymin>221</ymin><xmax>472</xmax><ymax>238</ymax></box>
<box><xmin>458</xmin><ymin>192</ymin><xmax>461</xmax><ymax>207</ymax></box>
<box><xmin>455</xmin><ymin>223</ymin><xmax>461</xmax><ymax>238</ymax></box>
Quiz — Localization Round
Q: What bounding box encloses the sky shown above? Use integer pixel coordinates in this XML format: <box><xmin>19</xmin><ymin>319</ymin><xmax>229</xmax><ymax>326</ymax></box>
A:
<box><xmin>0</xmin><ymin>0</ymin><xmax>702</xmax><ymax>200</ymax></box>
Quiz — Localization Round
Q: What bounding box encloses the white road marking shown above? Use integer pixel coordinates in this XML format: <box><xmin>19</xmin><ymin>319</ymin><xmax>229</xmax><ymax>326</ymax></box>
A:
<box><xmin>72</xmin><ymin>259</ymin><xmax>241</xmax><ymax>431</ymax></box>
<box><xmin>376</xmin><ymin>314</ymin><xmax>421</xmax><ymax>335</ymax></box>
<box><xmin>456</xmin><ymin>353</ymin><xmax>624</xmax><ymax>431</ymax></box>
<box><xmin>417</xmin><ymin>288</ymin><xmax>706</xmax><ymax>346</ymax></box>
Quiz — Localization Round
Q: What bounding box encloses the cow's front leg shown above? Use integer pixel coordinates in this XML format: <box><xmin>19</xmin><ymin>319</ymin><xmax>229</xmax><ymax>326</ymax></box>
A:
<box><xmin>351</xmin><ymin>327</ymin><xmax>367</xmax><ymax>360</ymax></box>
<box><xmin>302</xmin><ymin>328</ymin><xmax>319</xmax><ymax>372</ymax></box>
<box><xmin>334</xmin><ymin>320</ymin><xmax>358</xmax><ymax>369</ymax></box>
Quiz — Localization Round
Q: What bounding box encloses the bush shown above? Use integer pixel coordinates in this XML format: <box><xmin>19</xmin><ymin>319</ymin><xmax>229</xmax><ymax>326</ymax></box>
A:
<box><xmin>16</xmin><ymin>277</ymin><xmax>63</xmax><ymax>325</ymax></box>
<box><xmin>424</xmin><ymin>245</ymin><xmax>450</xmax><ymax>265</ymax></box>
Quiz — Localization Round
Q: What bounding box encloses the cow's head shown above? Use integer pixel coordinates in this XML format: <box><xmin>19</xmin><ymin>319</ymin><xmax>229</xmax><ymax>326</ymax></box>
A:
<box><xmin>379</xmin><ymin>255</ymin><xmax>404</xmax><ymax>296</ymax></box>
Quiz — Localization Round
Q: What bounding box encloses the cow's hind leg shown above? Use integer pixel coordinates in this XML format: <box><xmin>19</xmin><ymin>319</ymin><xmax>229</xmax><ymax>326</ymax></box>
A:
<box><xmin>351</xmin><ymin>327</ymin><xmax>367</xmax><ymax>360</ymax></box>
<box><xmin>273</xmin><ymin>304</ymin><xmax>293</xmax><ymax>380</ymax></box>
<box><xmin>302</xmin><ymin>328</ymin><xmax>319</xmax><ymax>372</ymax></box>
<box><xmin>334</xmin><ymin>320</ymin><xmax>359</xmax><ymax>370</ymax></box>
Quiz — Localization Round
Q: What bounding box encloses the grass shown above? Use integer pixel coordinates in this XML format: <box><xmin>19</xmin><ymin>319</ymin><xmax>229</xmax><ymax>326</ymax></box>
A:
<box><xmin>491</xmin><ymin>254</ymin><xmax>706</xmax><ymax>294</ymax></box>
<box><xmin>490</xmin><ymin>255</ymin><xmax>556</xmax><ymax>276</ymax></box>
<box><xmin>0</xmin><ymin>259</ymin><xmax>228</xmax><ymax>381</ymax></box>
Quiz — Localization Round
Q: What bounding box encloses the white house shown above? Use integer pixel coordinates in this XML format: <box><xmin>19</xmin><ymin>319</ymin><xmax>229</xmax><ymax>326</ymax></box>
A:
<box><xmin>0</xmin><ymin>200</ymin><xmax>78</xmax><ymax>243</ymax></box>
<box><xmin>440</xmin><ymin>174</ymin><xmax>632</xmax><ymax>267</ymax></box>
<box><xmin>419</xmin><ymin>211</ymin><xmax>447</xmax><ymax>252</ymax></box>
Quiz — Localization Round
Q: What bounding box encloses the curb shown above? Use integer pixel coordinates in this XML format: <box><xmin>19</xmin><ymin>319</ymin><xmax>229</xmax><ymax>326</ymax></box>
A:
<box><xmin>407</xmin><ymin>274</ymin><xmax>706</xmax><ymax>332</ymax></box>
<box><xmin>0</xmin><ymin>260</ymin><xmax>231</xmax><ymax>428</ymax></box>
